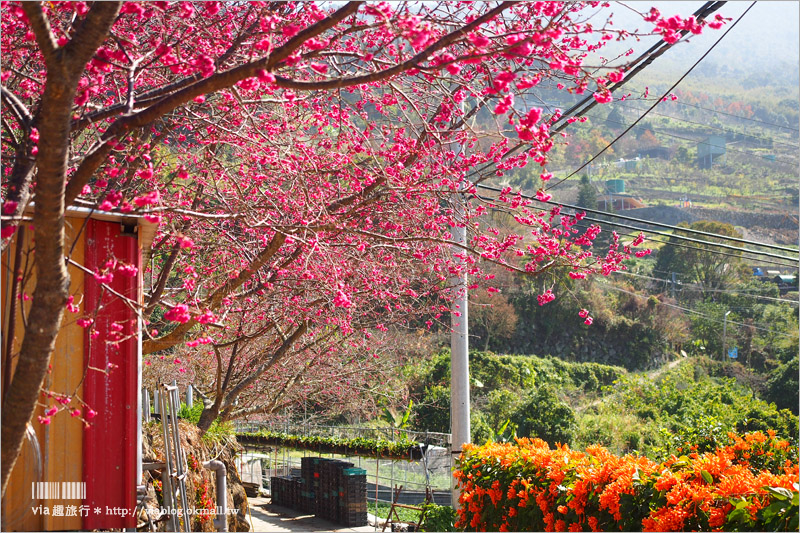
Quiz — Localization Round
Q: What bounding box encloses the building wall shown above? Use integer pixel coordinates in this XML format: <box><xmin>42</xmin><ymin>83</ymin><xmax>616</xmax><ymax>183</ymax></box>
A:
<box><xmin>2</xmin><ymin>218</ymin><xmax>86</xmax><ymax>531</ymax></box>
<box><xmin>2</xmin><ymin>213</ymin><xmax>146</xmax><ymax>531</ymax></box>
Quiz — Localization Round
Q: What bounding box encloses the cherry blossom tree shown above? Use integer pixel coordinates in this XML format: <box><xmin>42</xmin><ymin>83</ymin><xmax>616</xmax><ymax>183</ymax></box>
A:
<box><xmin>0</xmin><ymin>0</ymin><xmax>724</xmax><ymax>494</ymax></box>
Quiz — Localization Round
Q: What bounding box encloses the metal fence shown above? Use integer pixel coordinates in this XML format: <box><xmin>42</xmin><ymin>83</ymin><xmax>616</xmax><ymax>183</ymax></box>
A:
<box><xmin>233</xmin><ymin>421</ymin><xmax>454</xmax><ymax>524</ymax></box>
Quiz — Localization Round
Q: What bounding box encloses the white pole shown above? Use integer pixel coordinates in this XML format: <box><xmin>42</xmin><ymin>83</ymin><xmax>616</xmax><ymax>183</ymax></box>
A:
<box><xmin>450</xmin><ymin>192</ymin><xmax>470</xmax><ymax>508</ymax></box>
<box><xmin>723</xmin><ymin>310</ymin><xmax>731</xmax><ymax>361</ymax></box>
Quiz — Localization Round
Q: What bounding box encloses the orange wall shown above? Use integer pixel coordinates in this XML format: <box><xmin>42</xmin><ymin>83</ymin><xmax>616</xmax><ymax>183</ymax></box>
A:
<box><xmin>2</xmin><ymin>216</ymin><xmax>87</xmax><ymax>531</ymax></box>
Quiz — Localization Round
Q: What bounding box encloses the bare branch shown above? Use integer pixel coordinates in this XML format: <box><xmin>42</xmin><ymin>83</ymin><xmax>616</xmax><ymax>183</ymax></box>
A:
<box><xmin>1</xmin><ymin>85</ymin><xmax>33</xmax><ymax>128</ymax></box>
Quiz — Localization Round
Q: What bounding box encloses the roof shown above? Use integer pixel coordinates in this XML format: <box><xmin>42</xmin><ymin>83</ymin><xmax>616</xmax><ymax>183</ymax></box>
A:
<box><xmin>23</xmin><ymin>203</ymin><xmax>158</xmax><ymax>262</ymax></box>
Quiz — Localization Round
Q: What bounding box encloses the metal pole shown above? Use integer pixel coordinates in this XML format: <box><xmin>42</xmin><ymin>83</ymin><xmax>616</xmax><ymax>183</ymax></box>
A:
<box><xmin>723</xmin><ymin>310</ymin><xmax>731</xmax><ymax>361</ymax></box>
<box><xmin>670</xmin><ymin>272</ymin><xmax>677</xmax><ymax>299</ymax></box>
<box><xmin>142</xmin><ymin>389</ymin><xmax>151</xmax><ymax>423</ymax></box>
<box><xmin>450</xmin><ymin>192</ymin><xmax>470</xmax><ymax>508</ymax></box>
<box><xmin>186</xmin><ymin>385</ymin><xmax>193</xmax><ymax>408</ymax></box>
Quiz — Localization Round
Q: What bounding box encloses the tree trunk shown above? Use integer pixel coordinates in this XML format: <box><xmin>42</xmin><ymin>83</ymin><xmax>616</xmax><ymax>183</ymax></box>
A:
<box><xmin>1</xmin><ymin>72</ymin><xmax>73</xmax><ymax>495</ymax></box>
<box><xmin>196</xmin><ymin>405</ymin><xmax>221</xmax><ymax>434</ymax></box>
<box><xmin>1</xmin><ymin>2</ymin><xmax>120</xmax><ymax>497</ymax></box>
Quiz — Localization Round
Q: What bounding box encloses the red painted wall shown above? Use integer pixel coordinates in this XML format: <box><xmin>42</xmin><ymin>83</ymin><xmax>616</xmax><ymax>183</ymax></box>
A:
<box><xmin>82</xmin><ymin>219</ymin><xmax>139</xmax><ymax>530</ymax></box>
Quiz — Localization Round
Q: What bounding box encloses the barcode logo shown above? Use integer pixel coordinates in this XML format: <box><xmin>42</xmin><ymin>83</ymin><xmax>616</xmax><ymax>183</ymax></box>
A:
<box><xmin>32</xmin><ymin>482</ymin><xmax>86</xmax><ymax>500</ymax></box>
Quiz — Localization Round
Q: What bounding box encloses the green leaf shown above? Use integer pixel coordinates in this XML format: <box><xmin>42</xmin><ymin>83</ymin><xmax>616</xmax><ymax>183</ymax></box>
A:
<box><xmin>764</xmin><ymin>486</ymin><xmax>793</xmax><ymax>501</ymax></box>
<box><xmin>701</xmin><ymin>470</ymin><xmax>713</xmax><ymax>484</ymax></box>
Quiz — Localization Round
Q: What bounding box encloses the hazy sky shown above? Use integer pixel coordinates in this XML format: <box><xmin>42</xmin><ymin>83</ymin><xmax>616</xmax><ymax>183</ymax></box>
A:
<box><xmin>610</xmin><ymin>1</ymin><xmax>799</xmax><ymax>73</ymax></box>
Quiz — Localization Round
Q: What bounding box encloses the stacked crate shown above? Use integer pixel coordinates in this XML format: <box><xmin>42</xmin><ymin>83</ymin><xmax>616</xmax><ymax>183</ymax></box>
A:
<box><xmin>269</xmin><ymin>476</ymin><xmax>288</xmax><ymax>507</ymax></box>
<box><xmin>273</xmin><ymin>457</ymin><xmax>367</xmax><ymax>527</ymax></box>
<box><xmin>300</xmin><ymin>456</ymin><xmax>322</xmax><ymax>514</ymax></box>
<box><xmin>270</xmin><ymin>475</ymin><xmax>302</xmax><ymax>509</ymax></box>
<box><xmin>340</xmin><ymin>467</ymin><xmax>368</xmax><ymax>527</ymax></box>
<box><xmin>319</xmin><ymin>459</ymin><xmax>347</xmax><ymax>522</ymax></box>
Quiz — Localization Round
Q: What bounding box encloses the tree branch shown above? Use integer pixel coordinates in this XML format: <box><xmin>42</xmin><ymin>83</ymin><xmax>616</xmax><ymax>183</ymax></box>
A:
<box><xmin>273</xmin><ymin>1</ymin><xmax>516</xmax><ymax>91</ymax></box>
<box><xmin>142</xmin><ymin>231</ymin><xmax>287</xmax><ymax>354</ymax></box>
<box><xmin>220</xmin><ymin>320</ymin><xmax>309</xmax><ymax>414</ymax></box>
<box><xmin>1</xmin><ymin>85</ymin><xmax>33</xmax><ymax>128</ymax></box>
<box><xmin>20</xmin><ymin>2</ymin><xmax>58</xmax><ymax>64</ymax></box>
<box><xmin>64</xmin><ymin>2</ymin><xmax>360</xmax><ymax>207</ymax></box>
<box><xmin>61</xmin><ymin>2</ymin><xmax>122</xmax><ymax>72</ymax></box>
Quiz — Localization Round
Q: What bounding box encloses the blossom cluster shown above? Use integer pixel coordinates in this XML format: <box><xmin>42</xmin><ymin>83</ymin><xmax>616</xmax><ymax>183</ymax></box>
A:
<box><xmin>455</xmin><ymin>431</ymin><xmax>798</xmax><ymax>532</ymax></box>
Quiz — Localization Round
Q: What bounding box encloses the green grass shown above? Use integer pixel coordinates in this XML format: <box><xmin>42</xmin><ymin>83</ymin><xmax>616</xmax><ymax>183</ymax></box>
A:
<box><xmin>368</xmin><ymin>501</ymin><xmax>424</xmax><ymax>524</ymax></box>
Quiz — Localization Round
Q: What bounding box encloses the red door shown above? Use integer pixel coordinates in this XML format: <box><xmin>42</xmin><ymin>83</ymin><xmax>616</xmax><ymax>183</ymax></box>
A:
<box><xmin>82</xmin><ymin>219</ymin><xmax>140</xmax><ymax>529</ymax></box>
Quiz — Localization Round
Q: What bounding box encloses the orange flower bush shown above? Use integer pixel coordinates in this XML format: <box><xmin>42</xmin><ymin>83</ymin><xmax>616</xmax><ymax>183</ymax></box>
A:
<box><xmin>455</xmin><ymin>431</ymin><xmax>798</xmax><ymax>532</ymax></box>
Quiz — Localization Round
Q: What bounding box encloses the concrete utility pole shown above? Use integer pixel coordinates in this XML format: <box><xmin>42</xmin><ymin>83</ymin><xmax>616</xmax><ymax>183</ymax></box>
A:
<box><xmin>722</xmin><ymin>310</ymin><xmax>732</xmax><ymax>361</ymax></box>
<box><xmin>450</xmin><ymin>191</ymin><xmax>470</xmax><ymax>508</ymax></box>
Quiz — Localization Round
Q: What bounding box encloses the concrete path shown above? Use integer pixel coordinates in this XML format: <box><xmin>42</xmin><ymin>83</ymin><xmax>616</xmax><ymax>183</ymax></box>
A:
<box><xmin>247</xmin><ymin>497</ymin><xmax>379</xmax><ymax>532</ymax></box>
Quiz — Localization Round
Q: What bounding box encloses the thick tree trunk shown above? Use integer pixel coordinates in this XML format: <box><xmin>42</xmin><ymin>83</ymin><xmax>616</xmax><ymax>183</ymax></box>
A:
<box><xmin>1</xmin><ymin>70</ymin><xmax>74</xmax><ymax>496</ymax></box>
<box><xmin>1</xmin><ymin>2</ymin><xmax>120</xmax><ymax>497</ymax></box>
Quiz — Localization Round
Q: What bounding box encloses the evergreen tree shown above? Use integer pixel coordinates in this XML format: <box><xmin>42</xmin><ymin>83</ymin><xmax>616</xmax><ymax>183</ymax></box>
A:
<box><xmin>576</xmin><ymin>175</ymin><xmax>598</xmax><ymax>209</ymax></box>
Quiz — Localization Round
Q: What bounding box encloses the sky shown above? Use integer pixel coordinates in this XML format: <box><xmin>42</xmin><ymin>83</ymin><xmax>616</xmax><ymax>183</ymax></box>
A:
<box><xmin>609</xmin><ymin>1</ymin><xmax>800</xmax><ymax>75</ymax></box>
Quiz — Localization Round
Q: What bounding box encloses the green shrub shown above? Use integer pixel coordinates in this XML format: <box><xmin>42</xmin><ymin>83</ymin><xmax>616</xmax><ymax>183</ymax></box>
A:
<box><xmin>512</xmin><ymin>385</ymin><xmax>575</xmax><ymax>445</ymax></box>
<box><xmin>177</xmin><ymin>402</ymin><xmax>204</xmax><ymax>423</ymax></box>
<box><xmin>764</xmin><ymin>359</ymin><xmax>800</xmax><ymax>415</ymax></box>
<box><xmin>420</xmin><ymin>503</ymin><xmax>460</xmax><ymax>532</ymax></box>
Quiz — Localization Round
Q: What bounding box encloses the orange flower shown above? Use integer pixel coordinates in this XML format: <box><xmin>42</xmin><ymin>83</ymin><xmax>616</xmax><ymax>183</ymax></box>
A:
<box><xmin>654</xmin><ymin>470</ymin><xmax>679</xmax><ymax>491</ymax></box>
<box><xmin>558</xmin><ymin>505</ymin><xmax>568</xmax><ymax>515</ymax></box>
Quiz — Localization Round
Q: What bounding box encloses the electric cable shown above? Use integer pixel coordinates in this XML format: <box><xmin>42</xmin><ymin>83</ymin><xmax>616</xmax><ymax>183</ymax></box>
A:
<box><xmin>476</xmin><ymin>199</ymin><xmax>798</xmax><ymax>267</ymax></box>
<box><xmin>577</xmin><ymin>214</ymin><xmax>798</xmax><ymax>265</ymax></box>
<box><xmin>611</xmin><ymin>270</ymin><xmax>799</xmax><ymax>305</ymax></box>
<box><xmin>609</xmin><ymin>100</ymin><xmax>799</xmax><ymax>149</ymax></box>
<box><xmin>652</xmin><ymin>97</ymin><xmax>800</xmax><ymax>132</ymax></box>
<box><xmin>594</xmin><ymin>113</ymin><xmax>798</xmax><ymax>166</ymax></box>
<box><xmin>463</xmin><ymin>2</ymin><xmax>728</xmax><ymax>185</ymax></box>
<box><xmin>475</xmin><ymin>182</ymin><xmax>799</xmax><ymax>255</ymax></box>
<box><xmin>546</xmin><ymin>2</ymin><xmax>756</xmax><ymax>190</ymax></box>
<box><xmin>598</xmin><ymin>281</ymin><xmax>799</xmax><ymax>339</ymax></box>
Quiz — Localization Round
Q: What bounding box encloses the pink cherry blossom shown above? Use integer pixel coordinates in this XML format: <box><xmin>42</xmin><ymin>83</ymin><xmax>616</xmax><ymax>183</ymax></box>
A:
<box><xmin>164</xmin><ymin>304</ymin><xmax>191</xmax><ymax>323</ymax></box>
<box><xmin>3</xmin><ymin>200</ymin><xmax>18</xmax><ymax>215</ymax></box>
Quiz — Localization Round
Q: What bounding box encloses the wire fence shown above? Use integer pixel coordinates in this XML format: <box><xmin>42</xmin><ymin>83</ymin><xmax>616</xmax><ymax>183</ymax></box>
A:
<box><xmin>233</xmin><ymin>421</ymin><xmax>454</xmax><ymax>525</ymax></box>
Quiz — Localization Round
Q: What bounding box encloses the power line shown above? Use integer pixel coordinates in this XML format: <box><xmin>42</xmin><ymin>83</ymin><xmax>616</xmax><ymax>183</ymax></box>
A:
<box><xmin>595</xmin><ymin>114</ymin><xmax>798</xmax><ymax>167</ymax></box>
<box><xmin>463</xmin><ymin>2</ymin><xmax>728</xmax><ymax>184</ymax></box>
<box><xmin>610</xmin><ymin>101</ymin><xmax>799</xmax><ymax>149</ymax></box>
<box><xmin>611</xmin><ymin>270</ymin><xmax>799</xmax><ymax>305</ymax></box>
<box><xmin>578</xmin><ymin>215</ymin><xmax>799</xmax><ymax>266</ymax></box>
<box><xmin>651</xmin><ymin>97</ymin><xmax>800</xmax><ymax>132</ymax></box>
<box><xmin>621</xmin><ymin>230</ymin><xmax>797</xmax><ymax>268</ymax></box>
<box><xmin>546</xmin><ymin>3</ymin><xmax>756</xmax><ymax>190</ymax></box>
<box><xmin>475</xmin><ymin>201</ymin><xmax>797</xmax><ymax>268</ymax></box>
<box><xmin>598</xmin><ymin>281</ymin><xmax>800</xmax><ymax>339</ymax></box>
<box><xmin>550</xmin><ymin>2</ymin><xmax>727</xmax><ymax>133</ymax></box>
<box><xmin>474</xmin><ymin>189</ymin><xmax>798</xmax><ymax>267</ymax></box>
<box><xmin>475</xmin><ymin>182</ymin><xmax>799</xmax><ymax>256</ymax></box>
